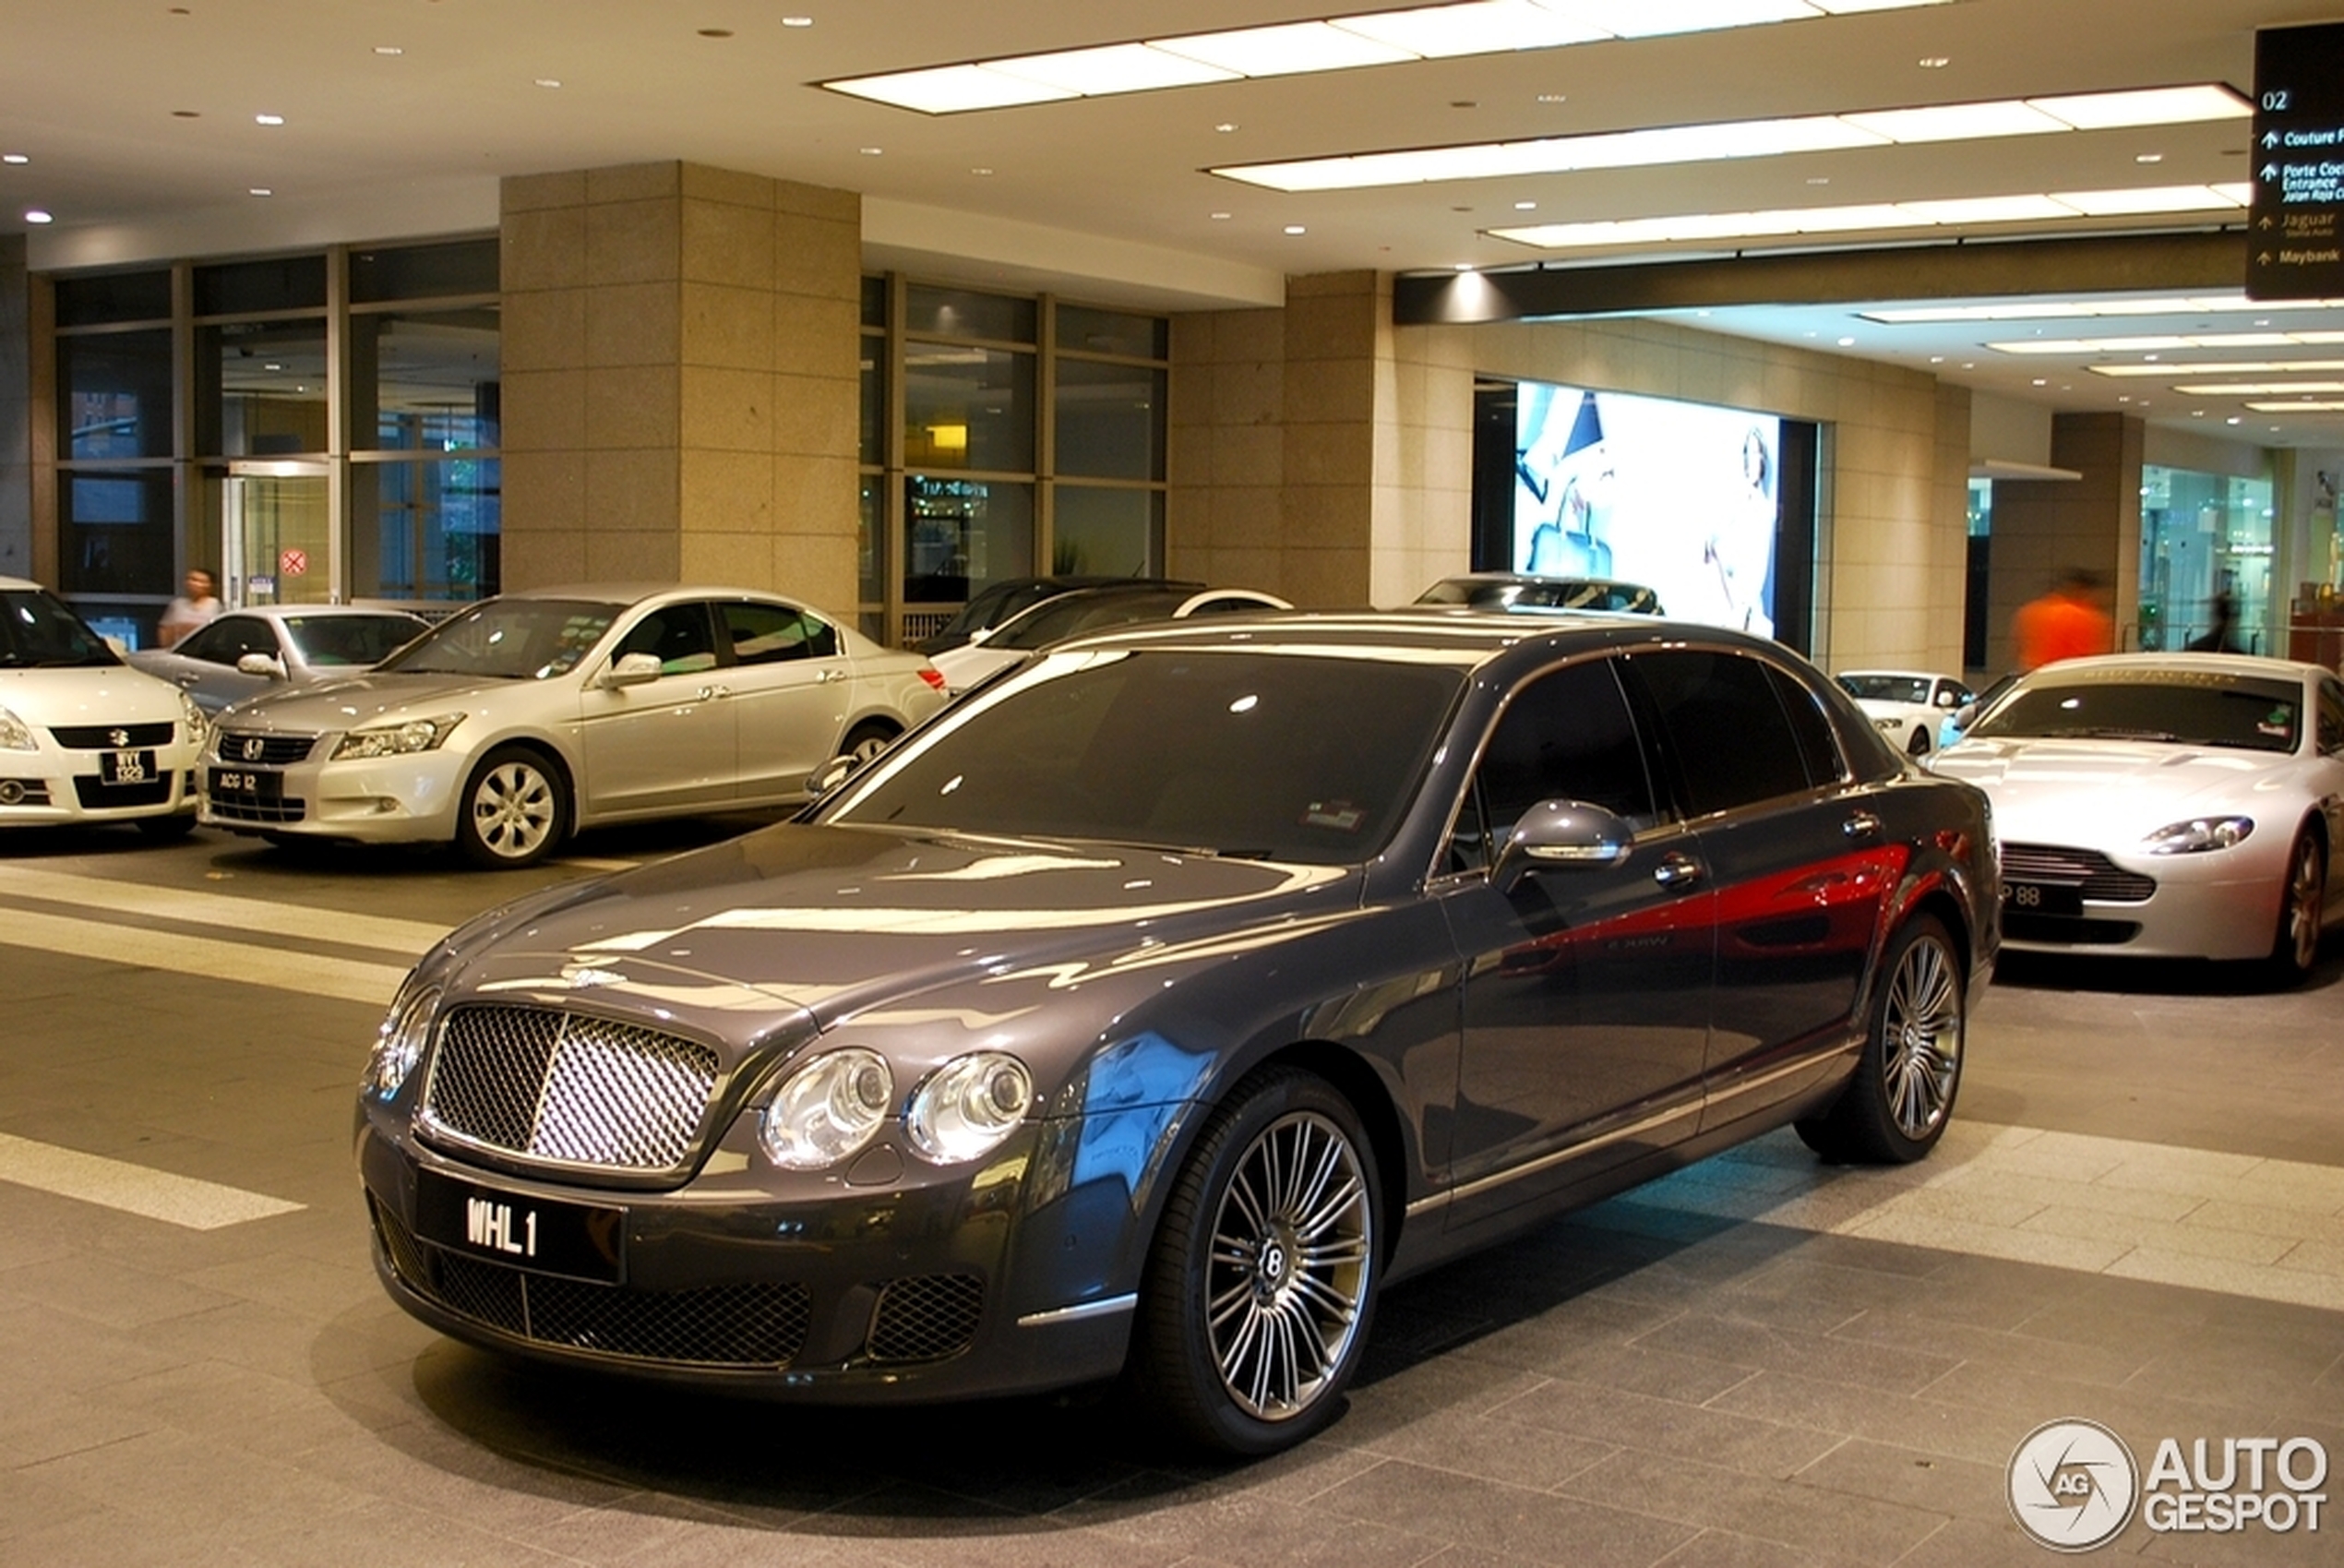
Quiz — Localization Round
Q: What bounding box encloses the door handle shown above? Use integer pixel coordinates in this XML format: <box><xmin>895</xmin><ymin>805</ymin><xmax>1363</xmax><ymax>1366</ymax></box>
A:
<box><xmin>1653</xmin><ymin>852</ymin><xmax>1702</xmax><ymax>890</ymax></box>
<box><xmin>1843</xmin><ymin>811</ymin><xmax>1884</xmax><ymax>841</ymax></box>
<box><xmin>696</xmin><ymin>684</ymin><xmax>734</xmax><ymax>700</ymax></box>
<box><xmin>817</xmin><ymin>666</ymin><xmax>844</xmax><ymax>684</ymax></box>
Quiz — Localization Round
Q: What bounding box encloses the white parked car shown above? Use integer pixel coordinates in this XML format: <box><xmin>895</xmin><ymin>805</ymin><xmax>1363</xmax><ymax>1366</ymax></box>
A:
<box><xmin>129</xmin><ymin>603</ymin><xmax>430</xmax><ymax>714</ymax></box>
<box><xmin>1836</xmin><ymin>669</ymin><xmax>1974</xmax><ymax>757</ymax></box>
<box><xmin>200</xmin><ymin>584</ymin><xmax>949</xmax><ymax>868</ymax></box>
<box><xmin>0</xmin><ymin>576</ymin><xmax>207</xmax><ymax>838</ymax></box>
<box><xmin>1931</xmin><ymin>652</ymin><xmax>2344</xmax><ymax>981</ymax></box>
<box><xmin>930</xmin><ymin>583</ymin><xmax>1291</xmax><ymax>693</ymax></box>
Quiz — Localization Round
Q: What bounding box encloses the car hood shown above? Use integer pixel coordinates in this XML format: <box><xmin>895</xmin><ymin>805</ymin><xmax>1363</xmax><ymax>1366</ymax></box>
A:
<box><xmin>1931</xmin><ymin>736</ymin><xmax>2284</xmax><ymax>841</ymax></box>
<box><xmin>217</xmin><ymin>670</ymin><xmax>544</xmax><ymax>732</ymax></box>
<box><xmin>446</xmin><ymin>823</ymin><xmax>1357</xmax><ymax>1035</ymax></box>
<box><xmin>0</xmin><ymin>664</ymin><xmax>187</xmax><ymax>726</ymax></box>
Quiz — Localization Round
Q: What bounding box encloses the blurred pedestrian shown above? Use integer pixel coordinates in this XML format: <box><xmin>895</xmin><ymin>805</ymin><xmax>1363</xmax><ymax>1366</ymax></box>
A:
<box><xmin>2013</xmin><ymin>567</ymin><xmax>2112</xmax><ymax>671</ymax></box>
<box><xmin>158</xmin><ymin>568</ymin><xmax>221</xmax><ymax>648</ymax></box>
<box><xmin>2184</xmin><ymin>590</ymin><xmax>2243</xmax><ymax>653</ymax></box>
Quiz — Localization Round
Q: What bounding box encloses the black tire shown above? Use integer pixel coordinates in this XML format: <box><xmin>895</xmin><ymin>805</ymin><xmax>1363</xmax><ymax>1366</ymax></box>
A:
<box><xmin>1797</xmin><ymin>914</ymin><xmax>1964</xmax><ymax>1164</ymax></box>
<box><xmin>1906</xmin><ymin>724</ymin><xmax>1931</xmax><ymax>758</ymax></box>
<box><xmin>1126</xmin><ymin>1067</ymin><xmax>1381</xmax><ymax>1456</ymax></box>
<box><xmin>2268</xmin><ymin>828</ymin><xmax>2326</xmax><ymax>986</ymax></box>
<box><xmin>839</xmin><ymin>719</ymin><xmax>900</xmax><ymax>768</ymax></box>
<box><xmin>455</xmin><ymin>746</ymin><xmax>568</xmax><ymax>869</ymax></box>
<box><xmin>134</xmin><ymin>812</ymin><xmax>197</xmax><ymax>842</ymax></box>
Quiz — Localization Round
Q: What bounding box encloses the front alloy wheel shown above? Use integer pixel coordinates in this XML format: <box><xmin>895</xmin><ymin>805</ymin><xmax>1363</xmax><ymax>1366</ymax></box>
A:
<box><xmin>457</xmin><ymin>748</ymin><xmax>565</xmax><ymax>868</ymax></box>
<box><xmin>1130</xmin><ymin>1068</ymin><xmax>1380</xmax><ymax>1454</ymax></box>
<box><xmin>2270</xmin><ymin>830</ymin><xmax>2326</xmax><ymax>984</ymax></box>
<box><xmin>1798</xmin><ymin>913</ymin><xmax>1963</xmax><ymax>1164</ymax></box>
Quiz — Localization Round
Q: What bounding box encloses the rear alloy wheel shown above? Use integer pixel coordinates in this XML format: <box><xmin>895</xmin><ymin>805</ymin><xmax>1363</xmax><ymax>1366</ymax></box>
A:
<box><xmin>2269</xmin><ymin>829</ymin><xmax>2326</xmax><ymax>985</ymax></box>
<box><xmin>841</xmin><ymin>720</ymin><xmax>899</xmax><ymax>767</ymax></box>
<box><xmin>1798</xmin><ymin>914</ymin><xmax>1963</xmax><ymax>1164</ymax></box>
<box><xmin>456</xmin><ymin>747</ymin><xmax>567</xmax><ymax>869</ymax></box>
<box><xmin>1130</xmin><ymin>1068</ymin><xmax>1380</xmax><ymax>1455</ymax></box>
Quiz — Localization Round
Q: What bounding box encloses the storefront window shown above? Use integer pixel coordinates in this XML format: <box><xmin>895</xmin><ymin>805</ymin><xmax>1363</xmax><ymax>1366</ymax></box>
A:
<box><xmin>61</xmin><ymin>331</ymin><xmax>173</xmax><ymax>460</ymax></box>
<box><xmin>353</xmin><ymin>307</ymin><xmax>501</xmax><ymax>451</ymax></box>
<box><xmin>2140</xmin><ymin>465</ymin><xmax>2275</xmax><ymax>653</ymax></box>
<box><xmin>197</xmin><ymin>317</ymin><xmax>329</xmax><ymax>457</ymax></box>
<box><xmin>1053</xmin><ymin>485</ymin><xmax>1161</xmax><ymax>577</ymax></box>
<box><xmin>353</xmin><ymin>459</ymin><xmax>500</xmax><ymax>601</ymax></box>
<box><xmin>1054</xmin><ymin>359</ymin><xmax>1165</xmax><ymax>482</ymax></box>
<box><xmin>903</xmin><ymin>344</ymin><xmax>1034</xmax><ymax>472</ymax></box>
<box><xmin>60</xmin><ymin>469</ymin><xmax>174</xmax><ymax>601</ymax></box>
<box><xmin>904</xmin><ymin>476</ymin><xmax>1033</xmax><ymax>604</ymax></box>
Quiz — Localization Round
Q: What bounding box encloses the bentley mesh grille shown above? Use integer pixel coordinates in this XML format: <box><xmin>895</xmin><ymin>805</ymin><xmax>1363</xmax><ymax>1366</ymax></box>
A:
<box><xmin>371</xmin><ymin>1200</ymin><xmax>809</xmax><ymax>1367</ymax></box>
<box><xmin>2000</xmin><ymin>843</ymin><xmax>2157</xmax><ymax>904</ymax></box>
<box><xmin>421</xmin><ymin>1005</ymin><xmax>720</xmax><ymax>1172</ymax></box>
<box><xmin>866</xmin><ymin>1274</ymin><xmax>985</xmax><ymax>1363</ymax></box>
<box><xmin>212</xmin><ymin>733</ymin><xmax>317</xmax><ymax>767</ymax></box>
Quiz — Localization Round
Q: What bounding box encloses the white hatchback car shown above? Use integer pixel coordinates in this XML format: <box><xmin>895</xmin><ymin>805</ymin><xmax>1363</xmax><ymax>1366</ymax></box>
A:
<box><xmin>200</xmin><ymin>584</ymin><xmax>948</xmax><ymax>867</ymax></box>
<box><xmin>1836</xmin><ymin>669</ymin><xmax>1973</xmax><ymax>757</ymax></box>
<box><xmin>0</xmin><ymin>576</ymin><xmax>207</xmax><ymax>838</ymax></box>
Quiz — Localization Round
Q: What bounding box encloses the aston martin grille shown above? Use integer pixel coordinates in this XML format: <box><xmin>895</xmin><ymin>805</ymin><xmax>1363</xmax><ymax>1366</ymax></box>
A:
<box><xmin>371</xmin><ymin>1201</ymin><xmax>809</xmax><ymax>1366</ymax></box>
<box><xmin>866</xmin><ymin>1274</ymin><xmax>985</xmax><ymax>1363</ymax></box>
<box><xmin>420</xmin><ymin>1005</ymin><xmax>720</xmax><ymax>1172</ymax></box>
<box><xmin>2000</xmin><ymin>843</ymin><xmax>2158</xmax><ymax>904</ymax></box>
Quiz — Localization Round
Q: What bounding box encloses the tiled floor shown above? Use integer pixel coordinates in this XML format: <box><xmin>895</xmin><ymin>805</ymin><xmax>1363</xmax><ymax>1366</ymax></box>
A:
<box><xmin>2</xmin><ymin>823</ymin><xmax>2338</xmax><ymax>1567</ymax></box>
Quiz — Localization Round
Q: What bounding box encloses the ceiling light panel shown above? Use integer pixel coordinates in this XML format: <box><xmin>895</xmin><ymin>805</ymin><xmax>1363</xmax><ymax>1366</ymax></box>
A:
<box><xmin>2171</xmin><ymin>381</ymin><xmax>2344</xmax><ymax>395</ymax></box>
<box><xmin>823</xmin><ymin>0</ymin><xmax>1952</xmax><ymax>113</ymax></box>
<box><xmin>2247</xmin><ymin>400</ymin><xmax>2344</xmax><ymax>411</ymax></box>
<box><xmin>2054</xmin><ymin>183</ymin><xmax>2243</xmax><ymax>217</ymax></box>
<box><xmin>1861</xmin><ymin>294</ymin><xmax>2344</xmax><ymax>324</ymax></box>
<box><xmin>1989</xmin><ymin>330</ymin><xmax>2344</xmax><ymax>354</ymax></box>
<box><xmin>2089</xmin><ymin>359</ymin><xmax>2344</xmax><ymax>377</ymax></box>
<box><xmin>1895</xmin><ymin>195</ymin><xmax>2075</xmax><ymax>223</ymax></box>
<box><xmin>2027</xmin><ymin>83</ymin><xmax>2249</xmax><ymax>130</ymax></box>
<box><xmin>1841</xmin><ymin>101</ymin><xmax>2067</xmax><ymax>143</ymax></box>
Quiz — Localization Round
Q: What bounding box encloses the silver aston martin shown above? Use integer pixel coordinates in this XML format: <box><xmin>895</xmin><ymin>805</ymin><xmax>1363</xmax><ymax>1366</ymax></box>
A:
<box><xmin>1931</xmin><ymin>652</ymin><xmax>2344</xmax><ymax>980</ymax></box>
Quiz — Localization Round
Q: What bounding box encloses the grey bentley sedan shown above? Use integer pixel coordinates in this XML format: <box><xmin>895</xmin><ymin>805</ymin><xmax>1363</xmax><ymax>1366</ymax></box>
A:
<box><xmin>357</xmin><ymin>611</ymin><xmax>1996</xmax><ymax>1454</ymax></box>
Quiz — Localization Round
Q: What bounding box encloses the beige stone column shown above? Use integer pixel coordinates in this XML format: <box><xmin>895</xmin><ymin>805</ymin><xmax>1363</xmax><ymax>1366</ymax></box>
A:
<box><xmin>1986</xmin><ymin>412</ymin><xmax>2144</xmax><ymax>668</ymax></box>
<box><xmin>498</xmin><ymin>162</ymin><xmax>860</xmax><ymax>613</ymax></box>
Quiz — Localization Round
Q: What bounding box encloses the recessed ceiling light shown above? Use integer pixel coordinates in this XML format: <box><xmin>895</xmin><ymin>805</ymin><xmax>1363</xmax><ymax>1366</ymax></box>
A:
<box><xmin>1210</xmin><ymin>210</ymin><xmax>1232</xmax><ymax>219</ymax></box>
<box><xmin>1</xmin><ymin>153</ymin><xmax>25</xmax><ymax>164</ymax></box>
<box><xmin>1284</xmin><ymin>224</ymin><xmax>1307</xmax><ymax>234</ymax></box>
<box><xmin>264</xmin><ymin>363</ymin><xmax>281</xmax><ymax>371</ymax></box>
<box><xmin>25</xmin><ymin>209</ymin><xmax>53</xmax><ymax>223</ymax></box>
<box><xmin>1537</xmin><ymin>94</ymin><xmax>1568</xmax><ymax>103</ymax></box>
<box><xmin>970</xmin><ymin>166</ymin><xmax>993</xmax><ymax>175</ymax></box>
<box><xmin>1807</xmin><ymin>176</ymin><xmax>1830</xmax><ymax>185</ymax></box>
<box><xmin>782</xmin><ymin>15</ymin><xmax>814</xmax><ymax>25</ymax></box>
<box><xmin>2032</xmin><ymin>377</ymin><xmax>2048</xmax><ymax>385</ymax></box>
<box><xmin>374</xmin><ymin>45</ymin><xmax>402</xmax><ymax>55</ymax></box>
<box><xmin>2227</xmin><ymin>415</ymin><xmax>2242</xmax><ymax>424</ymax></box>
<box><xmin>1454</xmin><ymin>263</ymin><xmax>1475</xmax><ymax>270</ymax></box>
<box><xmin>1215</xmin><ymin>123</ymin><xmax>1238</xmax><ymax>132</ymax></box>
<box><xmin>1929</xmin><ymin>354</ymin><xmax>1944</xmax><ymax>363</ymax></box>
<box><xmin>2118</xmin><ymin>395</ymin><xmax>2130</xmax><ymax>401</ymax></box>
<box><xmin>1963</xmin><ymin>362</ymin><xmax>1976</xmax><ymax>369</ymax></box>
<box><xmin>534</xmin><ymin>78</ymin><xmax>561</xmax><ymax>89</ymax></box>
<box><xmin>1919</xmin><ymin>56</ymin><xmax>1950</xmax><ymax>68</ymax></box>
<box><xmin>859</xmin><ymin>146</ymin><xmax>883</xmax><ymax>155</ymax></box>
<box><xmin>2135</xmin><ymin>151</ymin><xmax>2162</xmax><ymax>163</ymax></box>
<box><xmin>1837</xmin><ymin>336</ymin><xmax>1856</xmax><ymax>345</ymax></box>
<box><xmin>248</xmin><ymin>187</ymin><xmax>271</xmax><ymax>197</ymax></box>
<box><xmin>1513</xmin><ymin>200</ymin><xmax>1537</xmax><ymax>209</ymax></box>
<box><xmin>255</xmin><ymin>113</ymin><xmax>284</xmax><ymax>126</ymax></box>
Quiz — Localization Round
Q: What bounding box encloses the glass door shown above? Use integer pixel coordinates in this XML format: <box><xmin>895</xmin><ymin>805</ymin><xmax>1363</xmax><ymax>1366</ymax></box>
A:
<box><xmin>222</xmin><ymin>460</ymin><xmax>332</xmax><ymax>608</ymax></box>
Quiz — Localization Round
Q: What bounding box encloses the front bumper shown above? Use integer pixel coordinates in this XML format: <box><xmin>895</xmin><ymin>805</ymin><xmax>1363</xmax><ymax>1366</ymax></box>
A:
<box><xmin>354</xmin><ymin>1110</ymin><xmax>1142</xmax><ymax>1402</ymax></box>
<box><xmin>201</xmin><ymin>735</ymin><xmax>467</xmax><ymax>844</ymax></box>
<box><xmin>0</xmin><ymin>739</ymin><xmax>200</xmax><ymax>826</ymax></box>
<box><xmin>1998</xmin><ymin>841</ymin><xmax>2286</xmax><ymax>961</ymax></box>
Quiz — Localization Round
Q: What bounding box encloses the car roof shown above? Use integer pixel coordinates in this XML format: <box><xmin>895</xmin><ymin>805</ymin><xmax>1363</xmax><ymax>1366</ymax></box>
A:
<box><xmin>483</xmin><ymin>582</ymin><xmax>814</xmax><ymax>611</ymax></box>
<box><xmin>1839</xmin><ymin>668</ymin><xmax>1955</xmax><ymax>681</ymax></box>
<box><xmin>213</xmin><ymin>604</ymin><xmax>432</xmax><ymax>621</ymax></box>
<box><xmin>2025</xmin><ymin>651</ymin><xmax>2333</xmax><ymax>683</ymax></box>
<box><xmin>1043</xmin><ymin>606</ymin><xmax>1796</xmax><ymax>671</ymax></box>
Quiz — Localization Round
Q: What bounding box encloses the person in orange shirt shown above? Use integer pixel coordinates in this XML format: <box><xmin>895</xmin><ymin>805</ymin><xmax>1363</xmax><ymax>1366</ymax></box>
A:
<box><xmin>2013</xmin><ymin>568</ymin><xmax>2114</xmax><ymax>671</ymax></box>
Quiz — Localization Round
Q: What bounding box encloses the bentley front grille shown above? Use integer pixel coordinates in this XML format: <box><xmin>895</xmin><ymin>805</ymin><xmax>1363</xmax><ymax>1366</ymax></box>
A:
<box><xmin>2000</xmin><ymin>843</ymin><xmax>2158</xmax><ymax>904</ymax></box>
<box><xmin>866</xmin><ymin>1274</ymin><xmax>985</xmax><ymax>1363</ymax></box>
<box><xmin>371</xmin><ymin>1200</ymin><xmax>810</xmax><ymax>1367</ymax></box>
<box><xmin>421</xmin><ymin>1005</ymin><xmax>721</xmax><ymax>1173</ymax></box>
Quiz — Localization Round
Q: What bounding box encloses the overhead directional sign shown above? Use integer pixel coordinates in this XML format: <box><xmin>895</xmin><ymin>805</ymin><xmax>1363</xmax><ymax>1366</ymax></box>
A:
<box><xmin>2250</xmin><ymin>22</ymin><xmax>2344</xmax><ymax>299</ymax></box>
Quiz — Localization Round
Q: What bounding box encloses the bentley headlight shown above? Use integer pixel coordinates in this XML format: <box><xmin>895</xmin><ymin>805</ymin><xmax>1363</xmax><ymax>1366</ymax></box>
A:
<box><xmin>2143</xmin><ymin>816</ymin><xmax>2254</xmax><ymax>855</ymax></box>
<box><xmin>906</xmin><ymin>1051</ymin><xmax>1033</xmax><ymax>1165</ymax></box>
<box><xmin>177</xmin><ymin>689</ymin><xmax>209</xmax><ymax>747</ymax></box>
<box><xmin>760</xmin><ymin>1047</ymin><xmax>893</xmax><ymax>1170</ymax></box>
<box><xmin>365</xmin><ymin>982</ymin><xmax>441</xmax><ymax>1099</ymax></box>
<box><xmin>332</xmin><ymin>712</ymin><xmax>465</xmax><ymax>760</ymax></box>
<box><xmin>0</xmin><ymin>704</ymin><xmax>33</xmax><ymax>752</ymax></box>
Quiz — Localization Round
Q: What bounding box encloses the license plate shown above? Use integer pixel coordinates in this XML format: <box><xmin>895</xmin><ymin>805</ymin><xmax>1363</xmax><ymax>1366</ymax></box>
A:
<box><xmin>413</xmin><ymin>1168</ymin><xmax>626</xmax><ymax>1284</ymax></box>
<box><xmin>208</xmin><ymin>767</ymin><xmax>282</xmax><ymax>801</ymax></box>
<box><xmin>2003</xmin><ymin>880</ymin><xmax>2084</xmax><ymax>918</ymax></box>
<box><xmin>102</xmin><ymin>749</ymin><xmax>155</xmax><ymax>784</ymax></box>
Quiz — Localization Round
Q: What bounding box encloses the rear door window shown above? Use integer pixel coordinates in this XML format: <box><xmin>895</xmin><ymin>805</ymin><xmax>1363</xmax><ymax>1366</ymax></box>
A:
<box><xmin>719</xmin><ymin>601</ymin><xmax>839</xmax><ymax>665</ymax></box>
<box><xmin>1627</xmin><ymin>649</ymin><xmax>1815</xmax><ymax>816</ymax></box>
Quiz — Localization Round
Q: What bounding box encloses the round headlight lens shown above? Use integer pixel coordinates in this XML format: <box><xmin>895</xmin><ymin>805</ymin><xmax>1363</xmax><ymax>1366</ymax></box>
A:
<box><xmin>759</xmin><ymin>1047</ymin><xmax>894</xmax><ymax>1170</ymax></box>
<box><xmin>365</xmin><ymin>982</ymin><xmax>440</xmax><ymax>1099</ymax></box>
<box><xmin>906</xmin><ymin>1051</ymin><xmax>1033</xmax><ymax>1165</ymax></box>
<box><xmin>2143</xmin><ymin>816</ymin><xmax>2254</xmax><ymax>855</ymax></box>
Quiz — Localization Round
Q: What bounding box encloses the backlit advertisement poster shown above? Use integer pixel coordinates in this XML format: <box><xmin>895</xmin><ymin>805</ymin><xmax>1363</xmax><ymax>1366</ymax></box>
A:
<box><xmin>1513</xmin><ymin>382</ymin><xmax>1783</xmax><ymax>637</ymax></box>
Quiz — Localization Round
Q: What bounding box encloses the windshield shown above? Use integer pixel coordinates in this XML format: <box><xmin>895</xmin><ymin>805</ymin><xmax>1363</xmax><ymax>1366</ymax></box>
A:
<box><xmin>377</xmin><ymin>599</ymin><xmax>619</xmax><ymax>680</ymax></box>
<box><xmin>827</xmin><ymin>649</ymin><xmax>1465</xmax><ymax>863</ymax></box>
<box><xmin>1972</xmin><ymin>671</ymin><xmax>2302</xmax><ymax>754</ymax></box>
<box><xmin>1839</xmin><ymin>674</ymin><xmax>1932</xmax><ymax>705</ymax></box>
<box><xmin>989</xmin><ymin>590</ymin><xmax>1193</xmax><ymax>652</ymax></box>
<box><xmin>0</xmin><ymin>589</ymin><xmax>119</xmax><ymax>669</ymax></box>
<box><xmin>282</xmin><ymin>614</ymin><xmax>425</xmax><ymax>668</ymax></box>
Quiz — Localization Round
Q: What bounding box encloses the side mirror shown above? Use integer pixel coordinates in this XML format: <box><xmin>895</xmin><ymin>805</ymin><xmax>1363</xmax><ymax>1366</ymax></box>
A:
<box><xmin>235</xmin><ymin>652</ymin><xmax>287</xmax><ymax>679</ymax></box>
<box><xmin>1491</xmin><ymin>798</ymin><xmax>1635</xmax><ymax>893</ymax></box>
<box><xmin>603</xmin><ymin>652</ymin><xmax>663</xmax><ymax>688</ymax></box>
<box><xmin>805</xmin><ymin>752</ymin><xmax>862</xmax><ymax>802</ymax></box>
<box><xmin>964</xmin><ymin>625</ymin><xmax>994</xmax><ymax>647</ymax></box>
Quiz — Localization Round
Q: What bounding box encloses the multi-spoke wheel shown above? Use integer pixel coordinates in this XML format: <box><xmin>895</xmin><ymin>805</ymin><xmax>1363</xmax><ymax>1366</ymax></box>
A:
<box><xmin>1797</xmin><ymin>913</ymin><xmax>1964</xmax><ymax>1164</ymax></box>
<box><xmin>456</xmin><ymin>746</ymin><xmax>568</xmax><ymax>869</ymax></box>
<box><xmin>1130</xmin><ymin>1067</ymin><xmax>1381</xmax><ymax>1454</ymax></box>
<box><xmin>841</xmin><ymin>720</ymin><xmax>899</xmax><ymax>768</ymax></box>
<box><xmin>2268</xmin><ymin>829</ymin><xmax>2326</xmax><ymax>986</ymax></box>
